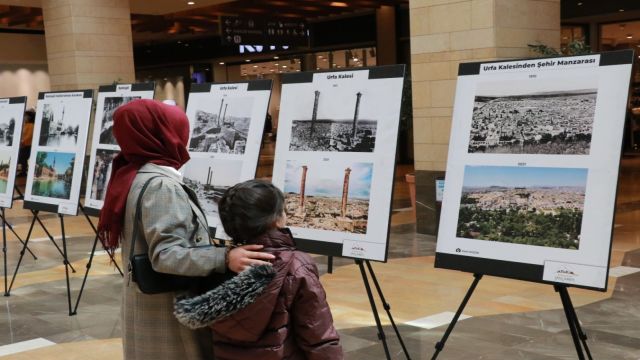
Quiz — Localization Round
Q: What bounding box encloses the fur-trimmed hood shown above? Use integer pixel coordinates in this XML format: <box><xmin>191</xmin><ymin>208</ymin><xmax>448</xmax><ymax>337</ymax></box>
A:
<box><xmin>174</xmin><ymin>264</ymin><xmax>277</xmax><ymax>330</ymax></box>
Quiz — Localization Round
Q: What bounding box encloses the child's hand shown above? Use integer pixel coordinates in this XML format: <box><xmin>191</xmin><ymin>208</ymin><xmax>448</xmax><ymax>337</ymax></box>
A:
<box><xmin>227</xmin><ymin>244</ymin><xmax>275</xmax><ymax>273</ymax></box>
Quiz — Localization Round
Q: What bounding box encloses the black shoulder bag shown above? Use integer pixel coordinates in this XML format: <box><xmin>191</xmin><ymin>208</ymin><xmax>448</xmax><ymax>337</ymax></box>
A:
<box><xmin>127</xmin><ymin>176</ymin><xmax>195</xmax><ymax>294</ymax></box>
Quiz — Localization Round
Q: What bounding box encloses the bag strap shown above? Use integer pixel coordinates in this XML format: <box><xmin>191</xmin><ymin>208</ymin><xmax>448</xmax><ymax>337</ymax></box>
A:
<box><xmin>128</xmin><ymin>175</ymin><xmax>163</xmax><ymax>264</ymax></box>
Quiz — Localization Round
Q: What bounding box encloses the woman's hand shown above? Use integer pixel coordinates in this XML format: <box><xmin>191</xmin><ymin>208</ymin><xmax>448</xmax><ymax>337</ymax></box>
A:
<box><xmin>227</xmin><ymin>244</ymin><xmax>275</xmax><ymax>273</ymax></box>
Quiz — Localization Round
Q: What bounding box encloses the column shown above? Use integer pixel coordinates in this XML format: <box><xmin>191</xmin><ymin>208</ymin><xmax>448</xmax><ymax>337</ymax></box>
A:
<box><xmin>299</xmin><ymin>165</ymin><xmax>308</xmax><ymax>212</ymax></box>
<box><xmin>341</xmin><ymin>167</ymin><xmax>351</xmax><ymax>218</ymax></box>
<box><xmin>42</xmin><ymin>0</ymin><xmax>135</xmax><ymax>91</ymax></box>
<box><xmin>409</xmin><ymin>0</ymin><xmax>560</xmax><ymax>234</ymax></box>
<box><xmin>376</xmin><ymin>5</ymin><xmax>397</xmax><ymax>65</ymax></box>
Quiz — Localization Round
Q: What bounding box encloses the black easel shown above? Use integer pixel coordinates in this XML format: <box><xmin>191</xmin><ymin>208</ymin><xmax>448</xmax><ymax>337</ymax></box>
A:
<box><xmin>7</xmin><ymin>210</ymin><xmax>77</xmax><ymax>314</ymax></box>
<box><xmin>2</xmin><ymin>206</ymin><xmax>38</xmax><ymax>296</ymax></box>
<box><xmin>431</xmin><ymin>274</ymin><xmax>592</xmax><ymax>360</ymax></box>
<box><xmin>356</xmin><ymin>259</ymin><xmax>411</xmax><ymax>360</ymax></box>
<box><xmin>70</xmin><ymin>204</ymin><xmax>123</xmax><ymax>315</ymax></box>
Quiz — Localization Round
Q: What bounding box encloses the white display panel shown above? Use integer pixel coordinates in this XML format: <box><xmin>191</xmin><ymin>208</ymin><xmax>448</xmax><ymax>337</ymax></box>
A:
<box><xmin>0</xmin><ymin>97</ymin><xmax>26</xmax><ymax>208</ymax></box>
<box><xmin>24</xmin><ymin>90</ymin><xmax>94</xmax><ymax>215</ymax></box>
<box><xmin>435</xmin><ymin>51</ymin><xmax>634</xmax><ymax>290</ymax></box>
<box><xmin>271</xmin><ymin>65</ymin><xmax>405</xmax><ymax>262</ymax></box>
<box><xmin>83</xmin><ymin>84</ymin><xmax>155</xmax><ymax>214</ymax></box>
<box><xmin>182</xmin><ymin>80</ymin><xmax>272</xmax><ymax>239</ymax></box>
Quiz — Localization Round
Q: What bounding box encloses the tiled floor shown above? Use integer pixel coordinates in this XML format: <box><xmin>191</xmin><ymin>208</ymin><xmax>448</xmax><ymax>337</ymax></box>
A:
<box><xmin>0</xmin><ymin>158</ymin><xmax>639</xmax><ymax>359</ymax></box>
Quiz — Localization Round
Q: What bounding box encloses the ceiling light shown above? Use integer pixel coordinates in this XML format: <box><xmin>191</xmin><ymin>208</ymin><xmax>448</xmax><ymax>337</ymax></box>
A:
<box><xmin>627</xmin><ymin>34</ymin><xmax>633</xmax><ymax>39</ymax></box>
<box><xmin>330</xmin><ymin>2</ymin><xmax>348</xmax><ymax>7</ymax></box>
<box><xmin>619</xmin><ymin>8</ymin><xmax>625</xmax><ymax>12</ymax></box>
<box><xmin>273</xmin><ymin>56</ymin><xmax>279</xmax><ymax>59</ymax></box>
<box><xmin>577</xmin><ymin>2</ymin><xmax>582</xmax><ymax>5</ymax></box>
<box><xmin>274</xmin><ymin>63</ymin><xmax>279</xmax><ymax>66</ymax></box>
<box><xmin>219</xmin><ymin>62</ymin><xmax>225</xmax><ymax>65</ymax></box>
<box><xmin>245</xmin><ymin>59</ymin><xmax>251</xmax><ymax>62</ymax></box>
<box><xmin>353</xmin><ymin>58</ymin><xmax>359</xmax><ymax>62</ymax></box>
<box><xmin>282</xmin><ymin>65</ymin><xmax>287</xmax><ymax>68</ymax></box>
<box><xmin>253</xmin><ymin>65</ymin><xmax>258</xmax><ymax>68</ymax></box>
<box><xmin>187</xmin><ymin>1</ymin><xmax>195</xmax><ymax>5</ymax></box>
<box><xmin>205</xmin><ymin>68</ymin><xmax>210</xmax><ymax>71</ymax></box>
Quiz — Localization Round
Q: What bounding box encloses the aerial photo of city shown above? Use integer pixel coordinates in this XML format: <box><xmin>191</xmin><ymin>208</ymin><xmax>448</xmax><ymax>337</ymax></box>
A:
<box><xmin>457</xmin><ymin>166</ymin><xmax>587</xmax><ymax>249</ymax></box>
<box><xmin>468</xmin><ymin>79</ymin><xmax>598</xmax><ymax>155</ymax></box>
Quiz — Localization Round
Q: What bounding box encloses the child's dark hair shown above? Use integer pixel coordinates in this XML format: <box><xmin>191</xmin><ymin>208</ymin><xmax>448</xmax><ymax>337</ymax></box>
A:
<box><xmin>218</xmin><ymin>179</ymin><xmax>285</xmax><ymax>244</ymax></box>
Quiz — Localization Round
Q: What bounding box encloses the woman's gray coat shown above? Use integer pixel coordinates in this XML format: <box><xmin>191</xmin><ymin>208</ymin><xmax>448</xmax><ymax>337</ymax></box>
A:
<box><xmin>120</xmin><ymin>163</ymin><xmax>226</xmax><ymax>359</ymax></box>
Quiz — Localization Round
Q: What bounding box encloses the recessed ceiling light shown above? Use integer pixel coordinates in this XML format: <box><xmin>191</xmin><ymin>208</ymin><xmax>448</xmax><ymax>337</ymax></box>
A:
<box><xmin>245</xmin><ymin>59</ymin><xmax>251</xmax><ymax>62</ymax></box>
<box><xmin>219</xmin><ymin>62</ymin><xmax>225</xmax><ymax>65</ymax></box>
<box><xmin>205</xmin><ymin>68</ymin><xmax>209</xmax><ymax>71</ymax></box>
<box><xmin>627</xmin><ymin>34</ymin><xmax>633</xmax><ymax>39</ymax></box>
<box><xmin>577</xmin><ymin>2</ymin><xmax>582</xmax><ymax>5</ymax></box>
<box><xmin>619</xmin><ymin>8</ymin><xmax>625</xmax><ymax>12</ymax></box>
<box><xmin>330</xmin><ymin>2</ymin><xmax>348</xmax><ymax>7</ymax></box>
<box><xmin>274</xmin><ymin>63</ymin><xmax>279</xmax><ymax>66</ymax></box>
<box><xmin>187</xmin><ymin>1</ymin><xmax>195</xmax><ymax>5</ymax></box>
<box><xmin>253</xmin><ymin>65</ymin><xmax>258</xmax><ymax>68</ymax></box>
<box><xmin>282</xmin><ymin>65</ymin><xmax>287</xmax><ymax>68</ymax></box>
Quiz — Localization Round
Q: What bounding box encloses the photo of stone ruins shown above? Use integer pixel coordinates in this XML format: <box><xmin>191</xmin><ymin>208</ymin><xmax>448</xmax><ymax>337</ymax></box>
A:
<box><xmin>289</xmin><ymin>90</ymin><xmax>377</xmax><ymax>152</ymax></box>
<box><xmin>188</xmin><ymin>97</ymin><xmax>251</xmax><ymax>154</ymax></box>
<box><xmin>285</xmin><ymin>164</ymin><xmax>371</xmax><ymax>234</ymax></box>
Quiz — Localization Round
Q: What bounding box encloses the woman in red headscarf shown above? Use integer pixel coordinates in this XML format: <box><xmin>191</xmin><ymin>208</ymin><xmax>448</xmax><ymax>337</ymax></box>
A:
<box><xmin>98</xmin><ymin>99</ymin><xmax>275</xmax><ymax>360</ymax></box>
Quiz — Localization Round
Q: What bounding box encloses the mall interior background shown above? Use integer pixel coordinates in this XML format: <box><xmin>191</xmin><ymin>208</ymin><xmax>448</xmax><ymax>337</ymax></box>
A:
<box><xmin>0</xmin><ymin>0</ymin><xmax>639</xmax><ymax>358</ymax></box>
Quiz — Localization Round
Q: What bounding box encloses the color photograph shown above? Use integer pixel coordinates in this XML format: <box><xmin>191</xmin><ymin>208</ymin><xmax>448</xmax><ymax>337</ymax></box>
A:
<box><xmin>182</xmin><ymin>157</ymin><xmax>243</xmax><ymax>219</ymax></box>
<box><xmin>38</xmin><ymin>103</ymin><xmax>82</xmax><ymax>148</ymax></box>
<box><xmin>283</xmin><ymin>160</ymin><xmax>373</xmax><ymax>234</ymax></box>
<box><xmin>457</xmin><ymin>166</ymin><xmax>587</xmax><ymax>249</ymax></box>
<box><xmin>468</xmin><ymin>78</ymin><xmax>598</xmax><ymax>155</ymax></box>
<box><xmin>188</xmin><ymin>96</ymin><xmax>254</xmax><ymax>154</ymax></box>
<box><xmin>99</xmin><ymin>96</ymin><xmax>141</xmax><ymax>145</ymax></box>
<box><xmin>31</xmin><ymin>151</ymin><xmax>75</xmax><ymax>200</ymax></box>
<box><xmin>289</xmin><ymin>90</ymin><xmax>377</xmax><ymax>152</ymax></box>
<box><xmin>90</xmin><ymin>149</ymin><xmax>118</xmax><ymax>201</ymax></box>
<box><xmin>0</xmin><ymin>151</ymin><xmax>11</xmax><ymax>194</ymax></box>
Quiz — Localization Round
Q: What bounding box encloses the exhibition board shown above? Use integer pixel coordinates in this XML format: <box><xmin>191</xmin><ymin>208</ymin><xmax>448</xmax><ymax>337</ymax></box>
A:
<box><xmin>24</xmin><ymin>90</ymin><xmax>94</xmax><ymax>216</ymax></box>
<box><xmin>183</xmin><ymin>80</ymin><xmax>272</xmax><ymax>238</ymax></box>
<box><xmin>436</xmin><ymin>50</ymin><xmax>634</xmax><ymax>290</ymax></box>
<box><xmin>271</xmin><ymin>65</ymin><xmax>405</xmax><ymax>262</ymax></box>
<box><xmin>83</xmin><ymin>83</ymin><xmax>156</xmax><ymax>216</ymax></box>
<box><xmin>0</xmin><ymin>96</ymin><xmax>26</xmax><ymax>208</ymax></box>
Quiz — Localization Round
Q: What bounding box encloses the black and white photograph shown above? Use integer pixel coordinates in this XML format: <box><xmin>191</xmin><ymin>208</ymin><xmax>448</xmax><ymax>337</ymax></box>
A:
<box><xmin>38</xmin><ymin>103</ymin><xmax>82</xmax><ymax>147</ymax></box>
<box><xmin>283</xmin><ymin>160</ymin><xmax>373</xmax><ymax>234</ymax></box>
<box><xmin>0</xmin><ymin>115</ymin><xmax>16</xmax><ymax>147</ymax></box>
<box><xmin>289</xmin><ymin>90</ymin><xmax>377</xmax><ymax>152</ymax></box>
<box><xmin>182</xmin><ymin>157</ymin><xmax>243</xmax><ymax>219</ymax></box>
<box><xmin>468</xmin><ymin>78</ymin><xmax>598</xmax><ymax>155</ymax></box>
<box><xmin>99</xmin><ymin>96</ymin><xmax>141</xmax><ymax>145</ymax></box>
<box><xmin>188</xmin><ymin>96</ymin><xmax>254</xmax><ymax>154</ymax></box>
<box><xmin>90</xmin><ymin>149</ymin><xmax>118</xmax><ymax>201</ymax></box>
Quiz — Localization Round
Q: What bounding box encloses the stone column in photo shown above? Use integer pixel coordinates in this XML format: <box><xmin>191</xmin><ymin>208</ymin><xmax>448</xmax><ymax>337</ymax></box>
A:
<box><xmin>409</xmin><ymin>0</ymin><xmax>560</xmax><ymax>234</ymax></box>
<box><xmin>298</xmin><ymin>165</ymin><xmax>308</xmax><ymax>216</ymax></box>
<box><xmin>310</xmin><ymin>90</ymin><xmax>320</xmax><ymax>136</ymax></box>
<box><xmin>352</xmin><ymin>92</ymin><xmax>362</xmax><ymax>139</ymax></box>
<box><xmin>341</xmin><ymin>167</ymin><xmax>351</xmax><ymax>217</ymax></box>
<box><xmin>41</xmin><ymin>0</ymin><xmax>136</xmax><ymax>91</ymax></box>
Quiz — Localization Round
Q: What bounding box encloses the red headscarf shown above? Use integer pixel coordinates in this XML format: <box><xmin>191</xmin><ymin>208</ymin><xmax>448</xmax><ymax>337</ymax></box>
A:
<box><xmin>98</xmin><ymin>99</ymin><xmax>191</xmax><ymax>250</ymax></box>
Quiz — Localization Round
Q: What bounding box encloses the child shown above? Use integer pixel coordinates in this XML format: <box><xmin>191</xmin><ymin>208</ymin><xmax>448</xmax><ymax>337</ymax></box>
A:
<box><xmin>175</xmin><ymin>179</ymin><xmax>343</xmax><ymax>360</ymax></box>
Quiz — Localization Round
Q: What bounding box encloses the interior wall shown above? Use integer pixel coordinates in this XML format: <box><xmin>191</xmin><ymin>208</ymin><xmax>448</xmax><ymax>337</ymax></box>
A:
<box><xmin>0</xmin><ymin>33</ymin><xmax>51</xmax><ymax>108</ymax></box>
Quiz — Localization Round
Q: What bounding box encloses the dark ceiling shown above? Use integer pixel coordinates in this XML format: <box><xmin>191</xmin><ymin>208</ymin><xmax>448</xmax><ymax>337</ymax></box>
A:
<box><xmin>4</xmin><ymin>1</ymin><xmax>640</xmax><ymax>42</ymax></box>
<box><xmin>561</xmin><ymin>0</ymin><xmax>640</xmax><ymax>19</ymax></box>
